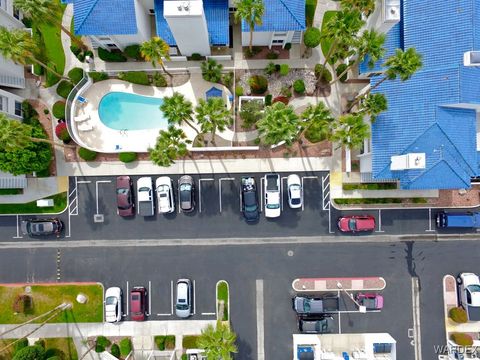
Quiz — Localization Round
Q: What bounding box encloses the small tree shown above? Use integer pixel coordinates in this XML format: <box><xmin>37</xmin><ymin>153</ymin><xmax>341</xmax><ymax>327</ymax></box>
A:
<box><xmin>449</xmin><ymin>307</ymin><xmax>468</xmax><ymax>324</ymax></box>
<box><xmin>331</xmin><ymin>113</ymin><xmax>370</xmax><ymax>150</ymax></box>
<box><xmin>197</xmin><ymin>321</ymin><xmax>238</xmax><ymax>360</ymax></box>
<box><xmin>234</xmin><ymin>0</ymin><xmax>265</xmax><ymax>51</ymax></box>
<box><xmin>240</xmin><ymin>100</ymin><xmax>263</xmax><ymax>129</ymax></box>
<box><xmin>201</xmin><ymin>59</ymin><xmax>223</xmax><ymax>83</ymax></box>
<box><xmin>256</xmin><ymin>102</ymin><xmax>300</xmax><ymax>147</ymax></box>
<box><xmin>195</xmin><ymin>98</ymin><xmax>233</xmax><ymax>145</ymax></box>
<box><xmin>12</xmin><ymin>345</ymin><xmax>46</xmax><ymax>360</ymax></box>
<box><xmin>303</xmin><ymin>27</ymin><xmax>321</xmax><ymax>49</ymax></box>
<box><xmin>340</xmin><ymin>0</ymin><xmax>376</xmax><ymax>17</ymax></box>
<box><xmin>149</xmin><ymin>126</ymin><xmax>191</xmax><ymax>167</ymax></box>
<box><xmin>300</xmin><ymin>102</ymin><xmax>334</xmax><ymax>142</ymax></box>
<box><xmin>161</xmin><ymin>92</ymin><xmax>200</xmax><ymax>136</ymax></box>
<box><xmin>358</xmin><ymin>93</ymin><xmax>387</xmax><ymax>122</ymax></box>
<box><xmin>140</xmin><ymin>37</ymin><xmax>172</xmax><ymax>77</ymax></box>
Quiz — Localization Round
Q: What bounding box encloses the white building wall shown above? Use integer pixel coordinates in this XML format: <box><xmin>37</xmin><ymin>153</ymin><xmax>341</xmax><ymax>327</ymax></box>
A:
<box><xmin>0</xmin><ymin>88</ymin><xmax>24</xmax><ymax>120</ymax></box>
<box><xmin>242</xmin><ymin>31</ymin><xmax>272</xmax><ymax>47</ymax></box>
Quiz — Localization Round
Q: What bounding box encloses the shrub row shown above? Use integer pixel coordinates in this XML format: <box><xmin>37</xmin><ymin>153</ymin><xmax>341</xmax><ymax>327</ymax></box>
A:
<box><xmin>98</xmin><ymin>47</ymin><xmax>127</xmax><ymax>62</ymax></box>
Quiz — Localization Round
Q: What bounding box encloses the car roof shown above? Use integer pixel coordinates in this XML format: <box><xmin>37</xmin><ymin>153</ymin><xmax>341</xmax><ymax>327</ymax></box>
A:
<box><xmin>179</xmin><ymin>175</ymin><xmax>193</xmax><ymax>184</ymax></box>
<box><xmin>137</xmin><ymin>177</ymin><xmax>152</xmax><ymax>187</ymax></box>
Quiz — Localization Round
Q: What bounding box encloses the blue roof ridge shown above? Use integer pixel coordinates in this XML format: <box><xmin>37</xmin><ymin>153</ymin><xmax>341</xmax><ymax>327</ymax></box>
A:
<box><xmin>405</xmin><ymin>159</ymin><xmax>470</xmax><ymax>189</ymax></box>
<box><xmin>277</xmin><ymin>0</ymin><xmax>304</xmax><ymax>29</ymax></box>
<box><xmin>76</xmin><ymin>0</ymin><xmax>102</xmax><ymax>33</ymax></box>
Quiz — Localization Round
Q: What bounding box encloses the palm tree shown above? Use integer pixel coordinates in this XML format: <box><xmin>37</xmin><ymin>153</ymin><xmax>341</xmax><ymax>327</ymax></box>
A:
<box><xmin>348</xmin><ymin>48</ymin><xmax>422</xmax><ymax>111</ymax></box>
<box><xmin>234</xmin><ymin>0</ymin><xmax>265</xmax><ymax>51</ymax></box>
<box><xmin>160</xmin><ymin>92</ymin><xmax>200</xmax><ymax>136</ymax></box>
<box><xmin>201</xmin><ymin>59</ymin><xmax>223</xmax><ymax>83</ymax></box>
<box><xmin>340</xmin><ymin>0</ymin><xmax>376</xmax><ymax>17</ymax></box>
<box><xmin>149</xmin><ymin>126</ymin><xmax>191</xmax><ymax>167</ymax></box>
<box><xmin>256</xmin><ymin>102</ymin><xmax>300</xmax><ymax>147</ymax></box>
<box><xmin>195</xmin><ymin>98</ymin><xmax>233</xmax><ymax>146</ymax></box>
<box><xmin>331</xmin><ymin>113</ymin><xmax>370</xmax><ymax>149</ymax></box>
<box><xmin>300</xmin><ymin>102</ymin><xmax>334</xmax><ymax>142</ymax></box>
<box><xmin>321</xmin><ymin>10</ymin><xmax>365</xmax><ymax>68</ymax></box>
<box><xmin>0</xmin><ymin>27</ymin><xmax>67</xmax><ymax>80</ymax></box>
<box><xmin>332</xmin><ymin>29</ymin><xmax>385</xmax><ymax>84</ymax></box>
<box><xmin>0</xmin><ymin>113</ymin><xmax>73</xmax><ymax>150</ymax></box>
<box><xmin>14</xmin><ymin>0</ymin><xmax>87</xmax><ymax>50</ymax></box>
<box><xmin>359</xmin><ymin>93</ymin><xmax>387</xmax><ymax>122</ymax></box>
<box><xmin>140</xmin><ymin>37</ymin><xmax>172</xmax><ymax>77</ymax></box>
<box><xmin>197</xmin><ymin>321</ymin><xmax>238</xmax><ymax>360</ymax></box>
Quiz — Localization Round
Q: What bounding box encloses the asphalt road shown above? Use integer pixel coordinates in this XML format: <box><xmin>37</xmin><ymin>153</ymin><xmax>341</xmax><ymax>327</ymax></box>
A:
<box><xmin>0</xmin><ymin>240</ymin><xmax>473</xmax><ymax>359</ymax></box>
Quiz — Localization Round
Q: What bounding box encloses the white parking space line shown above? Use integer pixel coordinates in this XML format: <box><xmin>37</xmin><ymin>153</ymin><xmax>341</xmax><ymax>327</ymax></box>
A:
<box><xmin>426</xmin><ymin>208</ymin><xmax>435</xmax><ymax>232</ymax></box>
<box><xmin>375</xmin><ymin>209</ymin><xmax>385</xmax><ymax>233</ymax></box>
<box><xmin>201</xmin><ymin>312</ymin><xmax>216</xmax><ymax>316</ymax></box>
<box><xmin>193</xmin><ymin>279</ymin><xmax>196</xmax><ymax>315</ymax></box>
<box><xmin>256</xmin><ymin>279</ymin><xmax>265</xmax><ymax>360</ymax></box>
<box><xmin>280</xmin><ymin>177</ymin><xmax>287</xmax><ymax>211</ymax></box>
<box><xmin>301</xmin><ymin>176</ymin><xmax>318</xmax><ymax>211</ymax></box>
<box><xmin>125</xmin><ymin>281</ymin><xmax>129</xmax><ymax>316</ymax></box>
<box><xmin>13</xmin><ymin>215</ymin><xmax>22</xmax><ymax>239</ymax></box>
<box><xmin>148</xmin><ymin>281</ymin><xmax>152</xmax><ymax>316</ymax></box>
<box><xmin>198</xmin><ymin>178</ymin><xmax>214</xmax><ymax>213</ymax></box>
<box><xmin>338</xmin><ymin>311</ymin><xmax>342</xmax><ymax>334</ymax></box>
<box><xmin>171</xmin><ymin>280</ymin><xmax>174</xmax><ymax>315</ymax></box>
<box><xmin>412</xmin><ymin>277</ymin><xmax>422</xmax><ymax>360</ymax></box>
<box><xmin>260</xmin><ymin>177</ymin><xmax>264</xmax><ymax>212</ymax></box>
<box><xmin>95</xmin><ymin>180</ymin><xmax>111</xmax><ymax>215</ymax></box>
<box><xmin>219</xmin><ymin>178</ymin><xmax>235</xmax><ymax>212</ymax></box>
<box><xmin>76</xmin><ymin>180</ymin><xmax>91</xmax><ymax>184</ymax></box>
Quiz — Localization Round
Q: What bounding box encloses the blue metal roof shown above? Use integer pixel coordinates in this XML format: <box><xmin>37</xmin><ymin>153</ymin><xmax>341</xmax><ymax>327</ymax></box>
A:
<box><xmin>206</xmin><ymin>86</ymin><xmax>223</xmax><ymax>99</ymax></box>
<box><xmin>73</xmin><ymin>0</ymin><xmax>138</xmax><ymax>36</ymax></box>
<box><xmin>242</xmin><ymin>0</ymin><xmax>306</xmax><ymax>32</ymax></box>
<box><xmin>154</xmin><ymin>0</ymin><xmax>229</xmax><ymax>46</ymax></box>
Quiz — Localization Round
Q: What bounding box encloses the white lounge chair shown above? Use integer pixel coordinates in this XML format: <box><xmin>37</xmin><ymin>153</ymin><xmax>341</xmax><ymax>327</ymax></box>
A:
<box><xmin>78</xmin><ymin>122</ymin><xmax>94</xmax><ymax>132</ymax></box>
<box><xmin>75</xmin><ymin>114</ymin><xmax>90</xmax><ymax>122</ymax></box>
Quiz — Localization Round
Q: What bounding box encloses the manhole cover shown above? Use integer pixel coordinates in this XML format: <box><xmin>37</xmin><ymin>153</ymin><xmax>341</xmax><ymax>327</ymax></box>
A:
<box><xmin>287</xmin><ymin>250</ymin><xmax>294</xmax><ymax>257</ymax></box>
<box><xmin>93</xmin><ymin>214</ymin><xmax>104</xmax><ymax>223</ymax></box>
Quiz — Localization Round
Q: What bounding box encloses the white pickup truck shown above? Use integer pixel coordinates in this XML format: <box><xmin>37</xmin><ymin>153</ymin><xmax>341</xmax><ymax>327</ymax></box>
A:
<box><xmin>458</xmin><ymin>272</ymin><xmax>480</xmax><ymax>321</ymax></box>
<box><xmin>264</xmin><ymin>174</ymin><xmax>280</xmax><ymax>218</ymax></box>
<box><xmin>137</xmin><ymin>177</ymin><xmax>154</xmax><ymax>217</ymax></box>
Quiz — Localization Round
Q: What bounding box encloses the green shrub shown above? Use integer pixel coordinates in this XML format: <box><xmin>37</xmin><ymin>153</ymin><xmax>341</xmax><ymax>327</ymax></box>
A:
<box><xmin>70</xmin><ymin>45</ymin><xmax>81</xmax><ymax>56</ymax></box>
<box><xmin>293</xmin><ymin>79</ymin><xmax>305</xmax><ymax>94</ymax></box>
<box><xmin>89</xmin><ymin>71</ymin><xmax>109</xmax><ymax>82</ymax></box>
<box><xmin>222</xmin><ymin>71</ymin><xmax>233</xmax><ymax>88</ymax></box>
<box><xmin>280</xmin><ymin>85</ymin><xmax>292</xmax><ymax>98</ymax></box>
<box><xmin>272</xmin><ymin>96</ymin><xmax>289</xmax><ymax>105</ymax></box>
<box><xmin>21</xmin><ymin>101</ymin><xmax>38</xmax><ymax>124</ymax></box>
<box><xmin>124</xmin><ymin>44</ymin><xmax>142</xmax><ymax>59</ymax></box>
<box><xmin>119</xmin><ymin>152</ymin><xmax>137</xmax><ymax>163</ymax></box>
<box><xmin>14</xmin><ymin>338</ymin><xmax>29</xmax><ymax>353</ymax></box>
<box><xmin>336</xmin><ymin>63</ymin><xmax>348</xmax><ymax>82</ymax></box>
<box><xmin>13</xmin><ymin>345</ymin><xmax>45</xmax><ymax>360</ymax></box>
<box><xmin>240</xmin><ymin>99</ymin><xmax>263</xmax><ymax>129</ymax></box>
<box><xmin>191</xmin><ymin>53</ymin><xmax>203</xmax><ymax>61</ymax></box>
<box><xmin>110</xmin><ymin>344</ymin><xmax>120</xmax><ymax>359</ymax></box>
<box><xmin>266</xmin><ymin>51</ymin><xmax>278</xmax><ymax>60</ymax></box>
<box><xmin>264</xmin><ymin>62</ymin><xmax>277</xmax><ymax>75</ymax></box>
<box><xmin>153</xmin><ymin>72</ymin><xmax>167</xmax><ymax>87</ymax></box>
<box><xmin>118</xmin><ymin>71</ymin><xmax>150</xmax><ymax>85</ymax></box>
<box><xmin>201</xmin><ymin>59</ymin><xmax>223</xmax><ymax>83</ymax></box>
<box><xmin>52</xmin><ymin>101</ymin><xmax>66</xmax><ymax>119</ymax></box>
<box><xmin>248</xmin><ymin>75</ymin><xmax>268</xmax><ymax>94</ymax></box>
<box><xmin>181</xmin><ymin>355</ymin><xmax>188</xmax><ymax>360</ymax></box>
<box><xmin>96</xmin><ymin>336</ymin><xmax>111</xmax><ymax>348</ymax></box>
<box><xmin>154</xmin><ymin>336</ymin><xmax>166</xmax><ymax>350</ymax></box>
<box><xmin>304</xmin><ymin>121</ymin><xmax>329</xmax><ymax>143</ymax></box>
<box><xmin>304</xmin><ymin>27</ymin><xmax>321</xmax><ymax>48</ymax></box>
<box><xmin>284</xmin><ymin>42</ymin><xmax>292</xmax><ymax>50</ymax></box>
<box><xmin>279</xmin><ymin>64</ymin><xmax>289</xmax><ymax>76</ymax></box>
<box><xmin>56</xmin><ymin>80</ymin><xmax>74</xmax><ymax>99</ymax></box>
<box><xmin>450</xmin><ymin>332</ymin><xmax>473</xmax><ymax>346</ymax></box>
<box><xmin>95</xmin><ymin>344</ymin><xmax>105</xmax><ymax>353</ymax></box>
<box><xmin>235</xmin><ymin>85</ymin><xmax>243</xmax><ymax>97</ymax></box>
<box><xmin>98</xmin><ymin>47</ymin><xmax>127</xmax><ymax>62</ymax></box>
<box><xmin>265</xmin><ymin>94</ymin><xmax>272</xmax><ymax>106</ymax></box>
<box><xmin>43</xmin><ymin>109</ymin><xmax>49</xmax><ymax>114</ymax></box>
<box><xmin>244</xmin><ymin>46</ymin><xmax>261</xmax><ymax>58</ymax></box>
<box><xmin>412</xmin><ymin>197</ymin><xmax>427</xmax><ymax>204</ymax></box>
<box><xmin>68</xmin><ymin>67</ymin><xmax>84</xmax><ymax>84</ymax></box>
<box><xmin>449</xmin><ymin>307</ymin><xmax>468</xmax><ymax>323</ymax></box>
<box><xmin>77</xmin><ymin>52</ymin><xmax>85</xmax><ymax>62</ymax></box>
<box><xmin>119</xmin><ymin>338</ymin><xmax>132</xmax><ymax>357</ymax></box>
<box><xmin>78</xmin><ymin>147</ymin><xmax>98</xmax><ymax>161</ymax></box>
<box><xmin>182</xmin><ymin>335</ymin><xmax>199</xmax><ymax>349</ymax></box>
<box><xmin>164</xmin><ymin>335</ymin><xmax>175</xmax><ymax>350</ymax></box>
<box><xmin>314</xmin><ymin>64</ymin><xmax>332</xmax><ymax>82</ymax></box>
<box><xmin>55</xmin><ymin>123</ymin><xmax>71</xmax><ymax>142</ymax></box>
<box><xmin>342</xmin><ymin>183</ymin><xmax>396</xmax><ymax>190</ymax></box>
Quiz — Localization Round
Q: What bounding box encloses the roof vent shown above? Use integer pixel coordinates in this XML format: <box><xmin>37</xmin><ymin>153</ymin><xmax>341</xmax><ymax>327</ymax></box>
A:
<box><xmin>183</xmin><ymin>1</ymin><xmax>190</xmax><ymax>11</ymax></box>
<box><xmin>177</xmin><ymin>5</ymin><xmax>182</xmax><ymax>11</ymax></box>
<box><xmin>464</xmin><ymin>51</ymin><xmax>480</xmax><ymax>66</ymax></box>
<box><xmin>390</xmin><ymin>153</ymin><xmax>426</xmax><ymax>171</ymax></box>
<box><xmin>383</xmin><ymin>0</ymin><xmax>400</xmax><ymax>22</ymax></box>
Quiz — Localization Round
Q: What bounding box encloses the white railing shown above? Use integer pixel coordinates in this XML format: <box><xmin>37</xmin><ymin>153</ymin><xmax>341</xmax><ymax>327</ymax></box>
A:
<box><xmin>190</xmin><ymin>146</ymin><xmax>259</xmax><ymax>152</ymax></box>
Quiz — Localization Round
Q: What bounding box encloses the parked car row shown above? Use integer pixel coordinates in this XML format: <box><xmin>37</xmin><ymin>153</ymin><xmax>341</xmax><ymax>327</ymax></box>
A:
<box><xmin>105</xmin><ymin>279</ymin><xmax>193</xmax><ymax>323</ymax></box>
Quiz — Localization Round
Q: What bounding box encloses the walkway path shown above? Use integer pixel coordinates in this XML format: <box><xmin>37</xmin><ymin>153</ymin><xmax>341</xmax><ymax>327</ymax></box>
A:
<box><xmin>61</xmin><ymin>4</ymin><xmax>85</xmax><ymax>75</ymax></box>
<box><xmin>0</xmin><ymin>177</ymin><xmax>68</xmax><ymax>204</ymax></box>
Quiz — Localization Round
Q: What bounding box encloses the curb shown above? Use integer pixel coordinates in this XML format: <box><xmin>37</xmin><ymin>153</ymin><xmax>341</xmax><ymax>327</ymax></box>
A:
<box><xmin>0</xmin><ymin>282</ymin><xmax>100</xmax><ymax>286</ymax></box>
<box><xmin>292</xmin><ymin>277</ymin><xmax>386</xmax><ymax>292</ymax></box>
<box><xmin>215</xmin><ymin>280</ymin><xmax>230</xmax><ymax>322</ymax></box>
<box><xmin>331</xmin><ymin>198</ymin><xmax>480</xmax><ymax>211</ymax></box>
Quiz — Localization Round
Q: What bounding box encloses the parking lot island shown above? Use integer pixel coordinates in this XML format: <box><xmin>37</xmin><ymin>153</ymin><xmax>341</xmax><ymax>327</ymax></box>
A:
<box><xmin>292</xmin><ymin>277</ymin><xmax>386</xmax><ymax>292</ymax></box>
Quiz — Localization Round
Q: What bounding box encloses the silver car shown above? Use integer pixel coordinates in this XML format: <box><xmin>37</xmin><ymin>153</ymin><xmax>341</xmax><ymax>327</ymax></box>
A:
<box><xmin>178</xmin><ymin>175</ymin><xmax>195</xmax><ymax>213</ymax></box>
<box><xmin>175</xmin><ymin>279</ymin><xmax>192</xmax><ymax>318</ymax></box>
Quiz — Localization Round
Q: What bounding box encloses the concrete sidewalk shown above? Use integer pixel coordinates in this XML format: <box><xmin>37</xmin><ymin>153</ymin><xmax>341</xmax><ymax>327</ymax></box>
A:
<box><xmin>0</xmin><ymin>177</ymin><xmax>68</xmax><ymax>204</ymax></box>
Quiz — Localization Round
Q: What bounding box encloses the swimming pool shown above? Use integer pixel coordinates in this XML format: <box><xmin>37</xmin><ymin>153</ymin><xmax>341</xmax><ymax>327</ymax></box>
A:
<box><xmin>98</xmin><ymin>92</ymin><xmax>168</xmax><ymax>131</ymax></box>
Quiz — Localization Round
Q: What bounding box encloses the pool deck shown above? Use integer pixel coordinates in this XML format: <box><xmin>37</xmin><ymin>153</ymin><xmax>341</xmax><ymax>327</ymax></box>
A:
<box><xmin>74</xmin><ymin>74</ymin><xmax>232</xmax><ymax>153</ymax></box>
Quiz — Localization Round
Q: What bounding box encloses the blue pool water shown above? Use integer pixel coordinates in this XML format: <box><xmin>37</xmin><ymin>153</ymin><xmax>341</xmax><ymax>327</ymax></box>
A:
<box><xmin>98</xmin><ymin>92</ymin><xmax>168</xmax><ymax>130</ymax></box>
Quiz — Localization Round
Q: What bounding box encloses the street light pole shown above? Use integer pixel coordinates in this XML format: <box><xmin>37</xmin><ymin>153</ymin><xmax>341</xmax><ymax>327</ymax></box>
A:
<box><xmin>337</xmin><ymin>282</ymin><xmax>366</xmax><ymax>313</ymax></box>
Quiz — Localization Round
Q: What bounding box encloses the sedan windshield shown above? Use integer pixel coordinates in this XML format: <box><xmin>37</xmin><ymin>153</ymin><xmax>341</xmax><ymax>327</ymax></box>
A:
<box><xmin>106</xmin><ymin>296</ymin><xmax>118</xmax><ymax>305</ymax></box>
<box><xmin>266</xmin><ymin>204</ymin><xmax>280</xmax><ymax>209</ymax></box>
<box><xmin>348</xmin><ymin>219</ymin><xmax>357</xmax><ymax>231</ymax></box>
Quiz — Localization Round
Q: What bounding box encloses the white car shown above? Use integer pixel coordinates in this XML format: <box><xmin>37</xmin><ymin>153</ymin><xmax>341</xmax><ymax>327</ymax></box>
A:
<box><xmin>156</xmin><ymin>176</ymin><xmax>175</xmax><ymax>214</ymax></box>
<box><xmin>175</xmin><ymin>279</ymin><xmax>192</xmax><ymax>318</ymax></box>
<box><xmin>264</xmin><ymin>174</ymin><xmax>280</xmax><ymax>218</ymax></box>
<box><xmin>458</xmin><ymin>272</ymin><xmax>480</xmax><ymax>321</ymax></box>
<box><xmin>105</xmin><ymin>287</ymin><xmax>122</xmax><ymax>323</ymax></box>
<box><xmin>287</xmin><ymin>174</ymin><xmax>302</xmax><ymax>209</ymax></box>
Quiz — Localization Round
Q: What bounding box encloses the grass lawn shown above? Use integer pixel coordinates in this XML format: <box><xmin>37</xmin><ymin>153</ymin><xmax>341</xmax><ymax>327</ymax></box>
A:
<box><xmin>0</xmin><ymin>284</ymin><xmax>103</xmax><ymax>324</ymax></box>
<box><xmin>0</xmin><ymin>192</ymin><xmax>67</xmax><ymax>214</ymax></box>
<box><xmin>305</xmin><ymin>0</ymin><xmax>318</xmax><ymax>27</ymax></box>
<box><xmin>44</xmin><ymin>338</ymin><xmax>78</xmax><ymax>360</ymax></box>
<box><xmin>217</xmin><ymin>281</ymin><xmax>229</xmax><ymax>321</ymax></box>
<box><xmin>182</xmin><ymin>335</ymin><xmax>199</xmax><ymax>349</ymax></box>
<box><xmin>0</xmin><ymin>339</ymin><xmax>17</xmax><ymax>360</ymax></box>
<box><xmin>320</xmin><ymin>11</ymin><xmax>338</xmax><ymax>58</ymax></box>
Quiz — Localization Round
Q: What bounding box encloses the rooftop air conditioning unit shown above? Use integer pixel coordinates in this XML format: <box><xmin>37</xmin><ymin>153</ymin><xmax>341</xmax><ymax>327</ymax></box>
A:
<box><xmin>464</xmin><ymin>51</ymin><xmax>480</xmax><ymax>66</ymax></box>
<box><xmin>383</xmin><ymin>0</ymin><xmax>400</xmax><ymax>22</ymax></box>
<box><xmin>390</xmin><ymin>153</ymin><xmax>426</xmax><ymax>171</ymax></box>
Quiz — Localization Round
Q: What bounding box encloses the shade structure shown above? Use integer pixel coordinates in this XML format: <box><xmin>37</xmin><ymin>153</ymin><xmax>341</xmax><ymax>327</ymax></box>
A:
<box><xmin>205</xmin><ymin>86</ymin><xmax>223</xmax><ymax>100</ymax></box>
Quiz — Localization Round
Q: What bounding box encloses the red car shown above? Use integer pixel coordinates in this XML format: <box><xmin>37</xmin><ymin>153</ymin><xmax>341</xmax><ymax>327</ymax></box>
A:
<box><xmin>116</xmin><ymin>176</ymin><xmax>134</xmax><ymax>217</ymax></box>
<box><xmin>337</xmin><ymin>215</ymin><xmax>375</xmax><ymax>233</ymax></box>
<box><xmin>130</xmin><ymin>287</ymin><xmax>147</xmax><ymax>321</ymax></box>
<box><xmin>356</xmin><ymin>293</ymin><xmax>384</xmax><ymax>310</ymax></box>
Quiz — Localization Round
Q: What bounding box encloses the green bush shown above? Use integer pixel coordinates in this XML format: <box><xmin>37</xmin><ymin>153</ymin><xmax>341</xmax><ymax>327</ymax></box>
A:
<box><xmin>235</xmin><ymin>85</ymin><xmax>243</xmax><ymax>97</ymax></box>
<box><xmin>68</xmin><ymin>67</ymin><xmax>84</xmax><ymax>84</ymax></box>
<box><xmin>13</xmin><ymin>345</ymin><xmax>45</xmax><ymax>360</ymax></box>
<box><xmin>264</xmin><ymin>62</ymin><xmax>277</xmax><ymax>75</ymax></box>
<box><xmin>244</xmin><ymin>46</ymin><xmax>261</xmax><ymax>58</ymax></box>
<box><xmin>265</xmin><ymin>94</ymin><xmax>272</xmax><ymax>106</ymax></box>
<box><xmin>43</xmin><ymin>109</ymin><xmax>49</xmax><ymax>114</ymax></box>
<box><xmin>304</xmin><ymin>27</ymin><xmax>321</xmax><ymax>48</ymax></box>
<box><xmin>334</xmin><ymin>198</ymin><xmax>403</xmax><ymax>205</ymax></box>
<box><xmin>181</xmin><ymin>355</ymin><xmax>188</xmax><ymax>360</ymax></box>
<box><xmin>84</xmin><ymin>50</ymin><xmax>94</xmax><ymax>60</ymax></box>
<box><xmin>34</xmin><ymin>339</ymin><xmax>45</xmax><ymax>349</ymax></box>
<box><xmin>77</xmin><ymin>52</ymin><xmax>85</xmax><ymax>62</ymax></box>
<box><xmin>248</xmin><ymin>75</ymin><xmax>268</xmax><ymax>94</ymax></box>
<box><xmin>98</xmin><ymin>47</ymin><xmax>127</xmax><ymax>62</ymax></box>
<box><xmin>279</xmin><ymin>64</ymin><xmax>289</xmax><ymax>76</ymax></box>
<box><xmin>124</xmin><ymin>44</ymin><xmax>142</xmax><ymax>59</ymax></box>
<box><xmin>293</xmin><ymin>79</ymin><xmax>305</xmax><ymax>94</ymax></box>
<box><xmin>56</xmin><ymin>80</ymin><xmax>74</xmax><ymax>99</ymax></box>
<box><xmin>119</xmin><ymin>338</ymin><xmax>132</xmax><ymax>357</ymax></box>
<box><xmin>412</xmin><ymin>197</ymin><xmax>428</xmax><ymax>204</ymax></box>
<box><xmin>449</xmin><ymin>307</ymin><xmax>468</xmax><ymax>323</ymax></box>
<box><xmin>336</xmin><ymin>63</ymin><xmax>348</xmax><ymax>82</ymax></box>
<box><xmin>342</xmin><ymin>183</ymin><xmax>397</xmax><ymax>191</ymax></box>
<box><xmin>314</xmin><ymin>64</ymin><xmax>332</xmax><ymax>82</ymax></box>
<box><xmin>153</xmin><ymin>72</ymin><xmax>167</xmax><ymax>87</ymax></box>
<box><xmin>89</xmin><ymin>71</ymin><xmax>109</xmax><ymax>82</ymax></box>
<box><xmin>304</xmin><ymin>121</ymin><xmax>329</xmax><ymax>143</ymax></box>
<box><xmin>266</xmin><ymin>51</ymin><xmax>278</xmax><ymax>60</ymax></box>
<box><xmin>55</xmin><ymin>123</ymin><xmax>71</xmax><ymax>142</ymax></box>
<box><xmin>222</xmin><ymin>71</ymin><xmax>234</xmax><ymax>88</ymax></box>
<box><xmin>110</xmin><ymin>344</ymin><xmax>120</xmax><ymax>359</ymax></box>
<box><xmin>284</xmin><ymin>42</ymin><xmax>292</xmax><ymax>50</ymax></box>
<box><xmin>21</xmin><ymin>101</ymin><xmax>37</xmax><ymax>124</ymax></box>
<box><xmin>240</xmin><ymin>99</ymin><xmax>263</xmax><ymax>129</ymax></box>
<box><xmin>96</xmin><ymin>336</ymin><xmax>111</xmax><ymax>348</ymax></box>
<box><xmin>119</xmin><ymin>152</ymin><xmax>137</xmax><ymax>163</ymax></box>
<box><xmin>14</xmin><ymin>338</ymin><xmax>29</xmax><ymax>353</ymax></box>
<box><xmin>450</xmin><ymin>332</ymin><xmax>473</xmax><ymax>346</ymax></box>
<box><xmin>52</xmin><ymin>101</ymin><xmax>66</xmax><ymax>119</ymax></box>
<box><xmin>164</xmin><ymin>335</ymin><xmax>175</xmax><ymax>350</ymax></box>
<box><xmin>182</xmin><ymin>335</ymin><xmax>199</xmax><ymax>349</ymax></box>
<box><xmin>95</xmin><ymin>344</ymin><xmax>105</xmax><ymax>353</ymax></box>
<box><xmin>191</xmin><ymin>53</ymin><xmax>203</xmax><ymax>61</ymax></box>
<box><xmin>280</xmin><ymin>85</ymin><xmax>292</xmax><ymax>98</ymax></box>
<box><xmin>154</xmin><ymin>336</ymin><xmax>166</xmax><ymax>351</ymax></box>
<box><xmin>78</xmin><ymin>147</ymin><xmax>98</xmax><ymax>161</ymax></box>
<box><xmin>118</xmin><ymin>71</ymin><xmax>150</xmax><ymax>85</ymax></box>
<box><xmin>70</xmin><ymin>45</ymin><xmax>81</xmax><ymax>56</ymax></box>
